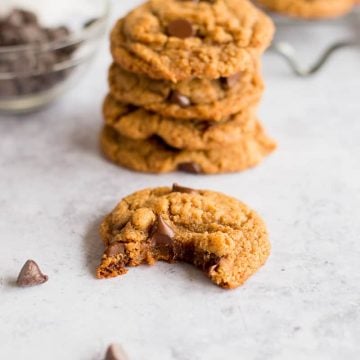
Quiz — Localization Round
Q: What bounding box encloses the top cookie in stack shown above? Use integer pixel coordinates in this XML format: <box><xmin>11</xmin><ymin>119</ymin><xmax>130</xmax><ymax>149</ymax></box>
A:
<box><xmin>101</xmin><ymin>0</ymin><xmax>277</xmax><ymax>174</ymax></box>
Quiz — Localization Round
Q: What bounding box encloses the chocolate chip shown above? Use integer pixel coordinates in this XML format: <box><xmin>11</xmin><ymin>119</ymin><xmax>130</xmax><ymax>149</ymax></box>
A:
<box><xmin>7</xmin><ymin>9</ymin><xmax>38</xmax><ymax>27</ymax></box>
<box><xmin>169</xmin><ymin>90</ymin><xmax>191</xmax><ymax>107</ymax></box>
<box><xmin>172</xmin><ymin>183</ymin><xmax>197</xmax><ymax>194</ymax></box>
<box><xmin>106</xmin><ymin>243</ymin><xmax>126</xmax><ymax>257</ymax></box>
<box><xmin>46</xmin><ymin>26</ymin><xmax>70</xmax><ymax>42</ymax></box>
<box><xmin>208</xmin><ymin>261</ymin><xmax>220</xmax><ymax>274</ymax></box>
<box><xmin>150</xmin><ymin>215</ymin><xmax>176</xmax><ymax>257</ymax></box>
<box><xmin>152</xmin><ymin>215</ymin><xmax>175</xmax><ymax>241</ymax></box>
<box><xmin>16</xmin><ymin>260</ymin><xmax>48</xmax><ymax>287</ymax></box>
<box><xmin>178</xmin><ymin>162</ymin><xmax>202</xmax><ymax>174</ymax></box>
<box><xmin>220</xmin><ymin>73</ymin><xmax>241</xmax><ymax>89</ymax></box>
<box><xmin>167</xmin><ymin>19</ymin><xmax>194</xmax><ymax>39</ymax></box>
<box><xmin>0</xmin><ymin>79</ymin><xmax>18</xmax><ymax>97</ymax></box>
<box><xmin>105</xmin><ymin>344</ymin><xmax>129</xmax><ymax>360</ymax></box>
<box><xmin>21</xmin><ymin>24</ymin><xmax>48</xmax><ymax>44</ymax></box>
<box><xmin>0</xmin><ymin>23</ymin><xmax>23</xmax><ymax>45</ymax></box>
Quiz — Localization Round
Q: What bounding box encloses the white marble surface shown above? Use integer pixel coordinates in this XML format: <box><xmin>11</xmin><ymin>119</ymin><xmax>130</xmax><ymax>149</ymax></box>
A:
<box><xmin>1</xmin><ymin>2</ymin><xmax>360</xmax><ymax>359</ymax></box>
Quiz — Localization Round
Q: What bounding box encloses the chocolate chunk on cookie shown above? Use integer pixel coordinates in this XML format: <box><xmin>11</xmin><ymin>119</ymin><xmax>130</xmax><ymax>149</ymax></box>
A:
<box><xmin>96</xmin><ymin>186</ymin><xmax>271</xmax><ymax>289</ymax></box>
<box><xmin>110</xmin><ymin>0</ymin><xmax>274</xmax><ymax>81</ymax></box>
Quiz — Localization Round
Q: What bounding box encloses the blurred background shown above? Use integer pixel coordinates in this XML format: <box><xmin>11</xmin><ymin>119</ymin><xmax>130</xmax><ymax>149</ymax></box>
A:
<box><xmin>0</xmin><ymin>1</ymin><xmax>359</xmax><ymax>360</ymax></box>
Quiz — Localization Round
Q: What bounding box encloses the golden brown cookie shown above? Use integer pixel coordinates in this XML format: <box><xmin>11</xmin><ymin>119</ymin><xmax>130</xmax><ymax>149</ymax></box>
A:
<box><xmin>256</xmin><ymin>0</ymin><xmax>355</xmax><ymax>18</ymax></box>
<box><xmin>100</xmin><ymin>125</ymin><xmax>276</xmax><ymax>174</ymax></box>
<box><xmin>103</xmin><ymin>94</ymin><xmax>259</xmax><ymax>150</ymax></box>
<box><xmin>111</xmin><ymin>0</ymin><xmax>274</xmax><ymax>82</ymax></box>
<box><xmin>96</xmin><ymin>186</ymin><xmax>271</xmax><ymax>289</ymax></box>
<box><xmin>108</xmin><ymin>62</ymin><xmax>264</xmax><ymax>121</ymax></box>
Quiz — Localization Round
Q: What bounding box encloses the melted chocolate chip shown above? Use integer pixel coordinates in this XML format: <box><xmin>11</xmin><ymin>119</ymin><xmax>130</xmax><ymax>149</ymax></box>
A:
<box><xmin>151</xmin><ymin>215</ymin><xmax>176</xmax><ymax>258</ymax></box>
<box><xmin>167</xmin><ymin>19</ymin><xmax>194</xmax><ymax>39</ymax></box>
<box><xmin>106</xmin><ymin>243</ymin><xmax>126</xmax><ymax>257</ymax></box>
<box><xmin>178</xmin><ymin>162</ymin><xmax>202</xmax><ymax>174</ymax></box>
<box><xmin>172</xmin><ymin>183</ymin><xmax>197</xmax><ymax>194</ymax></box>
<box><xmin>220</xmin><ymin>73</ymin><xmax>241</xmax><ymax>89</ymax></box>
<box><xmin>169</xmin><ymin>90</ymin><xmax>191</xmax><ymax>107</ymax></box>
<box><xmin>16</xmin><ymin>260</ymin><xmax>48</xmax><ymax>287</ymax></box>
<box><xmin>105</xmin><ymin>343</ymin><xmax>129</xmax><ymax>360</ymax></box>
<box><xmin>152</xmin><ymin>215</ymin><xmax>175</xmax><ymax>241</ymax></box>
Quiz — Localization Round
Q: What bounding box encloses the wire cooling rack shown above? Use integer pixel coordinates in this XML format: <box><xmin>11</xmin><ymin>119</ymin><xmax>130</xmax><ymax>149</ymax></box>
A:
<box><xmin>269</xmin><ymin>7</ymin><xmax>360</xmax><ymax>76</ymax></box>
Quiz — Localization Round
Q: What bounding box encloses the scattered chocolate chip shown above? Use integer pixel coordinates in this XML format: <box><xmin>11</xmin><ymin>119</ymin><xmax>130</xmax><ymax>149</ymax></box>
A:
<box><xmin>172</xmin><ymin>183</ymin><xmax>197</xmax><ymax>194</ymax></box>
<box><xmin>106</xmin><ymin>243</ymin><xmax>126</xmax><ymax>257</ymax></box>
<box><xmin>178</xmin><ymin>162</ymin><xmax>202</xmax><ymax>174</ymax></box>
<box><xmin>167</xmin><ymin>19</ymin><xmax>194</xmax><ymax>39</ymax></box>
<box><xmin>105</xmin><ymin>343</ymin><xmax>129</xmax><ymax>360</ymax></box>
<box><xmin>169</xmin><ymin>90</ymin><xmax>191</xmax><ymax>107</ymax></box>
<box><xmin>220</xmin><ymin>73</ymin><xmax>241</xmax><ymax>89</ymax></box>
<box><xmin>16</xmin><ymin>260</ymin><xmax>48</xmax><ymax>287</ymax></box>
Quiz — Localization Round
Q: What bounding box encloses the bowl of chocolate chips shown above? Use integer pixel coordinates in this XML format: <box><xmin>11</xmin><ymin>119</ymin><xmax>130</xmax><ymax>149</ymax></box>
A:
<box><xmin>0</xmin><ymin>0</ymin><xmax>109</xmax><ymax>113</ymax></box>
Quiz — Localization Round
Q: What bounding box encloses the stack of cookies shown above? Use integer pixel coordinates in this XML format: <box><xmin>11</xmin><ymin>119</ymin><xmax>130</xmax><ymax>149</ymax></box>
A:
<box><xmin>101</xmin><ymin>0</ymin><xmax>277</xmax><ymax>174</ymax></box>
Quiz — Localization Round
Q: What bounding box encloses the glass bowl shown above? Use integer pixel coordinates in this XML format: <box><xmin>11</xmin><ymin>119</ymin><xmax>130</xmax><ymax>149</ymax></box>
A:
<box><xmin>0</xmin><ymin>0</ymin><xmax>110</xmax><ymax>114</ymax></box>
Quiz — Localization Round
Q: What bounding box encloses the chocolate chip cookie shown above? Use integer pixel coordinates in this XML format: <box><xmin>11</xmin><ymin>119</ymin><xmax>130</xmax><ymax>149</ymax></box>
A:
<box><xmin>96</xmin><ymin>186</ymin><xmax>271</xmax><ymax>289</ymax></box>
<box><xmin>256</xmin><ymin>0</ymin><xmax>355</xmax><ymax>18</ymax></box>
<box><xmin>100</xmin><ymin>125</ymin><xmax>276</xmax><ymax>174</ymax></box>
<box><xmin>108</xmin><ymin>62</ymin><xmax>264</xmax><ymax>121</ymax></box>
<box><xmin>110</xmin><ymin>0</ymin><xmax>274</xmax><ymax>82</ymax></box>
<box><xmin>103</xmin><ymin>94</ymin><xmax>260</xmax><ymax>150</ymax></box>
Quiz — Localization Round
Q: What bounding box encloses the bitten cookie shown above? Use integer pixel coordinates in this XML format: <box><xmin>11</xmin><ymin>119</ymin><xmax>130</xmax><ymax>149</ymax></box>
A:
<box><xmin>256</xmin><ymin>0</ymin><xmax>355</xmax><ymax>19</ymax></box>
<box><xmin>103</xmin><ymin>94</ymin><xmax>259</xmax><ymax>150</ymax></box>
<box><xmin>111</xmin><ymin>0</ymin><xmax>274</xmax><ymax>82</ymax></box>
<box><xmin>97</xmin><ymin>186</ymin><xmax>271</xmax><ymax>289</ymax></box>
<box><xmin>100</xmin><ymin>125</ymin><xmax>276</xmax><ymax>174</ymax></box>
<box><xmin>108</xmin><ymin>62</ymin><xmax>264</xmax><ymax>121</ymax></box>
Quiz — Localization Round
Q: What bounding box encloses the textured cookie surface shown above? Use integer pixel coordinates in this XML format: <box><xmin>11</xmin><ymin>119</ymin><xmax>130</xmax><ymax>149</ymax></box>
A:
<box><xmin>111</xmin><ymin>0</ymin><xmax>274</xmax><ymax>81</ymax></box>
<box><xmin>97</xmin><ymin>186</ymin><xmax>271</xmax><ymax>289</ymax></box>
<box><xmin>104</xmin><ymin>94</ymin><xmax>259</xmax><ymax>150</ymax></box>
<box><xmin>100</xmin><ymin>125</ymin><xmax>276</xmax><ymax>174</ymax></box>
<box><xmin>257</xmin><ymin>0</ymin><xmax>354</xmax><ymax>18</ymax></box>
<box><xmin>108</xmin><ymin>62</ymin><xmax>263</xmax><ymax>121</ymax></box>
